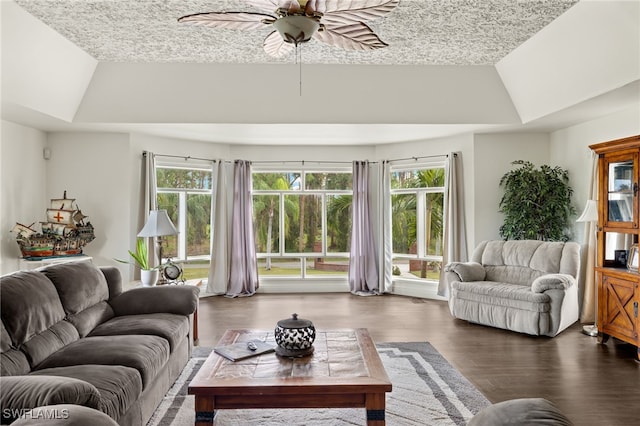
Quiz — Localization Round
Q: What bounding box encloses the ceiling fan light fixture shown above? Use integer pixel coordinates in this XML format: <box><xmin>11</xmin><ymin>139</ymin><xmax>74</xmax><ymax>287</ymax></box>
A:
<box><xmin>273</xmin><ymin>15</ymin><xmax>320</xmax><ymax>45</ymax></box>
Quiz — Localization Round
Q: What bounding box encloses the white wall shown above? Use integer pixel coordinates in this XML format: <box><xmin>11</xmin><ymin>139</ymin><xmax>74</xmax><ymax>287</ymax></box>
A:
<box><xmin>3</xmin><ymin>112</ymin><xmax>638</xmax><ymax>283</ymax></box>
<box><xmin>0</xmin><ymin>120</ymin><xmax>48</xmax><ymax>274</ymax></box>
<box><xmin>550</xmin><ymin>105</ymin><xmax>640</xmax><ymax>245</ymax></box>
<box><xmin>45</xmin><ymin>132</ymin><xmax>132</xmax><ymax>279</ymax></box>
<box><xmin>473</xmin><ymin>133</ymin><xmax>551</xmax><ymax>245</ymax></box>
<box><xmin>375</xmin><ymin>133</ymin><xmax>477</xmax><ymax>251</ymax></box>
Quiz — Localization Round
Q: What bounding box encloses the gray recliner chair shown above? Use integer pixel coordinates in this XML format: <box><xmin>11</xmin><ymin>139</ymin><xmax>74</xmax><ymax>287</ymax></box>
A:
<box><xmin>444</xmin><ymin>240</ymin><xmax>580</xmax><ymax>337</ymax></box>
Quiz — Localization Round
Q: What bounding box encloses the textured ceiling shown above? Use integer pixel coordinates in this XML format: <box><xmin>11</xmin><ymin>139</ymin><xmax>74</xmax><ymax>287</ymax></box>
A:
<box><xmin>15</xmin><ymin>0</ymin><xmax>578</xmax><ymax>65</ymax></box>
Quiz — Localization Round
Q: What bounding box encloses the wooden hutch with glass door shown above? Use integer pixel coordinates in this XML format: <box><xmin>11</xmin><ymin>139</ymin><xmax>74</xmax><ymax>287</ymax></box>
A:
<box><xmin>591</xmin><ymin>135</ymin><xmax>640</xmax><ymax>361</ymax></box>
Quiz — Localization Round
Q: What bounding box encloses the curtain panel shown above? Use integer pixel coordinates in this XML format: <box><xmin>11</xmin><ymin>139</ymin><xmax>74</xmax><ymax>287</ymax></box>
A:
<box><xmin>378</xmin><ymin>161</ymin><xmax>393</xmax><ymax>293</ymax></box>
<box><xmin>437</xmin><ymin>152</ymin><xmax>468</xmax><ymax>298</ymax></box>
<box><xmin>142</xmin><ymin>151</ymin><xmax>159</xmax><ymax>269</ymax></box>
<box><xmin>207</xmin><ymin>161</ymin><xmax>233</xmax><ymax>295</ymax></box>
<box><xmin>580</xmin><ymin>153</ymin><xmax>599</xmax><ymax>324</ymax></box>
<box><xmin>227</xmin><ymin>160</ymin><xmax>259</xmax><ymax>296</ymax></box>
<box><xmin>349</xmin><ymin>161</ymin><xmax>380</xmax><ymax>295</ymax></box>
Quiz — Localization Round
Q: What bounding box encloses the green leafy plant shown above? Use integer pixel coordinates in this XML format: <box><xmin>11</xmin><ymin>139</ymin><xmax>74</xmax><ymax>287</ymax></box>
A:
<box><xmin>116</xmin><ymin>237</ymin><xmax>157</xmax><ymax>270</ymax></box>
<box><xmin>499</xmin><ymin>160</ymin><xmax>576</xmax><ymax>241</ymax></box>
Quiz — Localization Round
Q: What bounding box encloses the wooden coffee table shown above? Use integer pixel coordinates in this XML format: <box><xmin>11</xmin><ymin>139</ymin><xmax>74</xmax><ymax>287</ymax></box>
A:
<box><xmin>188</xmin><ymin>328</ymin><xmax>392</xmax><ymax>425</ymax></box>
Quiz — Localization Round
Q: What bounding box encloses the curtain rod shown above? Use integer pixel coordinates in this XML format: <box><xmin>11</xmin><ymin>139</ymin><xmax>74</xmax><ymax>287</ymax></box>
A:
<box><xmin>387</xmin><ymin>153</ymin><xmax>450</xmax><ymax>163</ymax></box>
<box><xmin>144</xmin><ymin>152</ymin><xmax>217</xmax><ymax>163</ymax></box>
<box><xmin>144</xmin><ymin>151</ymin><xmax>452</xmax><ymax>165</ymax></box>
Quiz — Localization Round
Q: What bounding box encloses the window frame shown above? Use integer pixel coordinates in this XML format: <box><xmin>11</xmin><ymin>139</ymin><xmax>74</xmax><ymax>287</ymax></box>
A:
<box><xmin>252</xmin><ymin>165</ymin><xmax>353</xmax><ymax>279</ymax></box>
<box><xmin>155</xmin><ymin>161</ymin><xmax>212</xmax><ymax>263</ymax></box>
<box><xmin>389</xmin><ymin>159</ymin><xmax>446</xmax><ymax>282</ymax></box>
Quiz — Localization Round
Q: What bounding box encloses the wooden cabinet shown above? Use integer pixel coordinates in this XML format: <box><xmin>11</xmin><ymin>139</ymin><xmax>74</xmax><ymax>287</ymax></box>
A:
<box><xmin>591</xmin><ymin>135</ymin><xmax>640</xmax><ymax>360</ymax></box>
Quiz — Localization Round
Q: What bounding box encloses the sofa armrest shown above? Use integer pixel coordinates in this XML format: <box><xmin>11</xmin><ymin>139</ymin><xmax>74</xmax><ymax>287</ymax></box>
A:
<box><xmin>531</xmin><ymin>274</ymin><xmax>577</xmax><ymax>293</ymax></box>
<box><xmin>444</xmin><ymin>262</ymin><xmax>486</xmax><ymax>282</ymax></box>
<box><xmin>0</xmin><ymin>376</ymin><xmax>101</xmax><ymax>422</ymax></box>
<box><xmin>109</xmin><ymin>285</ymin><xmax>200</xmax><ymax>317</ymax></box>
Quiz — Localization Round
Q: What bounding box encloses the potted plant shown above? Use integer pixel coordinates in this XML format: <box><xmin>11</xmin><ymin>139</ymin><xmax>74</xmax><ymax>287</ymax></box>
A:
<box><xmin>117</xmin><ymin>237</ymin><xmax>159</xmax><ymax>286</ymax></box>
<box><xmin>499</xmin><ymin>160</ymin><xmax>576</xmax><ymax>241</ymax></box>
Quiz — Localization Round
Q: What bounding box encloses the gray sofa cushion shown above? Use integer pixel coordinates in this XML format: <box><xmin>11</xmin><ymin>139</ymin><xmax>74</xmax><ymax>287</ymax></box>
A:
<box><xmin>0</xmin><ymin>271</ymin><xmax>79</xmax><ymax>367</ymax></box>
<box><xmin>0</xmin><ymin>375</ymin><xmax>101</xmax><ymax>423</ymax></box>
<box><xmin>0</xmin><ymin>271</ymin><xmax>66</xmax><ymax>347</ymax></box>
<box><xmin>32</xmin><ymin>365</ymin><xmax>143</xmax><ymax>421</ymax></box>
<box><xmin>0</xmin><ymin>321</ymin><xmax>30</xmax><ymax>376</ymax></box>
<box><xmin>468</xmin><ymin>398</ymin><xmax>573</xmax><ymax>425</ymax></box>
<box><xmin>11</xmin><ymin>404</ymin><xmax>119</xmax><ymax>426</ymax></box>
<box><xmin>43</xmin><ymin>262</ymin><xmax>115</xmax><ymax>336</ymax></box>
<box><xmin>477</xmin><ymin>240</ymin><xmax>570</xmax><ymax>285</ymax></box>
<box><xmin>451</xmin><ymin>281</ymin><xmax>551</xmax><ymax>311</ymax></box>
<box><xmin>34</xmin><ymin>335</ymin><xmax>169</xmax><ymax>389</ymax></box>
<box><xmin>20</xmin><ymin>321</ymin><xmax>79</xmax><ymax>368</ymax></box>
<box><xmin>89</xmin><ymin>313</ymin><xmax>189</xmax><ymax>352</ymax></box>
<box><xmin>42</xmin><ymin>261</ymin><xmax>109</xmax><ymax>314</ymax></box>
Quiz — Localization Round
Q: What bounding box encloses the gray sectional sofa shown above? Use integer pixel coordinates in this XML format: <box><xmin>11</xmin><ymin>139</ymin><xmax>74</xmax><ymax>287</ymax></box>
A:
<box><xmin>0</xmin><ymin>261</ymin><xmax>199</xmax><ymax>425</ymax></box>
<box><xmin>445</xmin><ymin>240</ymin><xmax>580</xmax><ymax>337</ymax></box>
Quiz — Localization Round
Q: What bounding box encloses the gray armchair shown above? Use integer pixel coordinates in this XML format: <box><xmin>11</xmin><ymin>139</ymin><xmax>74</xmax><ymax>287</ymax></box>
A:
<box><xmin>445</xmin><ymin>240</ymin><xmax>580</xmax><ymax>337</ymax></box>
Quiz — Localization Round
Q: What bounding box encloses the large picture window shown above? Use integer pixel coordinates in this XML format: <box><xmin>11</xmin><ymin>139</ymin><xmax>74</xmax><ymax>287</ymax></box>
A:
<box><xmin>390</xmin><ymin>162</ymin><xmax>445</xmax><ymax>282</ymax></box>
<box><xmin>252</xmin><ymin>168</ymin><xmax>352</xmax><ymax>278</ymax></box>
<box><xmin>156</xmin><ymin>165</ymin><xmax>212</xmax><ymax>280</ymax></box>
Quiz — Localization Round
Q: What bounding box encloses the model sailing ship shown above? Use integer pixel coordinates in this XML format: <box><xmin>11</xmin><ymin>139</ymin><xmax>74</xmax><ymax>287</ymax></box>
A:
<box><xmin>12</xmin><ymin>191</ymin><xmax>95</xmax><ymax>259</ymax></box>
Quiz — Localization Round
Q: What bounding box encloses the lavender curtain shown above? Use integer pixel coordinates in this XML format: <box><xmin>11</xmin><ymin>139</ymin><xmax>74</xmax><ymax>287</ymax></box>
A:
<box><xmin>437</xmin><ymin>152</ymin><xmax>468</xmax><ymax>298</ymax></box>
<box><xmin>349</xmin><ymin>161</ymin><xmax>380</xmax><ymax>294</ymax></box>
<box><xmin>227</xmin><ymin>160</ymin><xmax>259</xmax><ymax>296</ymax></box>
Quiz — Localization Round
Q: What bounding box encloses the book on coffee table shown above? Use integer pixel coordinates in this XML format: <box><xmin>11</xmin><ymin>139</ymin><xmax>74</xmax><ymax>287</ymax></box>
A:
<box><xmin>214</xmin><ymin>339</ymin><xmax>275</xmax><ymax>361</ymax></box>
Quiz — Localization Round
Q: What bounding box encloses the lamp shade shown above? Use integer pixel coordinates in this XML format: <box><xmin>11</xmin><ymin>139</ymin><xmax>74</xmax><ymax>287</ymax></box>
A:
<box><xmin>137</xmin><ymin>210</ymin><xmax>178</xmax><ymax>237</ymax></box>
<box><xmin>576</xmin><ymin>199</ymin><xmax>598</xmax><ymax>223</ymax></box>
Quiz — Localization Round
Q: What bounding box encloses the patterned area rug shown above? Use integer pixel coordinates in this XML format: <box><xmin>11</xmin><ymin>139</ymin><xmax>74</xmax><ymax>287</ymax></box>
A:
<box><xmin>147</xmin><ymin>343</ymin><xmax>490</xmax><ymax>426</ymax></box>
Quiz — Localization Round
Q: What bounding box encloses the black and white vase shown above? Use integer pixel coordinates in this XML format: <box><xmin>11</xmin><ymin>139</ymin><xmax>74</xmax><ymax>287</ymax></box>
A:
<box><xmin>274</xmin><ymin>313</ymin><xmax>316</xmax><ymax>357</ymax></box>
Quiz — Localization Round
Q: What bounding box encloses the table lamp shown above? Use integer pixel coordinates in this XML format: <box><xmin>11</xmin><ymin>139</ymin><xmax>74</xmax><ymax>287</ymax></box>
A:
<box><xmin>138</xmin><ymin>209</ymin><xmax>178</xmax><ymax>284</ymax></box>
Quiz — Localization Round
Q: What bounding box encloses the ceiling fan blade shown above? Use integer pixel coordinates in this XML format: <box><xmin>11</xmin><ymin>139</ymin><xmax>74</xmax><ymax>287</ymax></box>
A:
<box><xmin>243</xmin><ymin>0</ymin><xmax>288</xmax><ymax>13</ymax></box>
<box><xmin>263</xmin><ymin>31</ymin><xmax>295</xmax><ymax>58</ymax></box>
<box><xmin>178</xmin><ymin>12</ymin><xmax>275</xmax><ymax>30</ymax></box>
<box><xmin>314</xmin><ymin>22</ymin><xmax>388</xmax><ymax>50</ymax></box>
<box><xmin>244</xmin><ymin>0</ymin><xmax>279</xmax><ymax>12</ymax></box>
<box><xmin>317</xmin><ymin>0</ymin><xmax>398</xmax><ymax>22</ymax></box>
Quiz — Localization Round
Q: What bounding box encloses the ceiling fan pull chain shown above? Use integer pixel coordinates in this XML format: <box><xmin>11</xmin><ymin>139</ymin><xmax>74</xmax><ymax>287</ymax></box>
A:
<box><xmin>298</xmin><ymin>44</ymin><xmax>303</xmax><ymax>97</ymax></box>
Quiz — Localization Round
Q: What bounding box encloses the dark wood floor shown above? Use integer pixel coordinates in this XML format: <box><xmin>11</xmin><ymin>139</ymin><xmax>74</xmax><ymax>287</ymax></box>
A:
<box><xmin>196</xmin><ymin>293</ymin><xmax>639</xmax><ymax>426</ymax></box>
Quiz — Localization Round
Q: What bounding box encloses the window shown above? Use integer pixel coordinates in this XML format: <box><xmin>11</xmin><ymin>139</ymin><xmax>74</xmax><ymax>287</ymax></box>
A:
<box><xmin>252</xmin><ymin>168</ymin><xmax>352</xmax><ymax>279</ymax></box>
<box><xmin>156</xmin><ymin>165</ymin><xmax>212</xmax><ymax>280</ymax></box>
<box><xmin>390</xmin><ymin>162</ymin><xmax>445</xmax><ymax>282</ymax></box>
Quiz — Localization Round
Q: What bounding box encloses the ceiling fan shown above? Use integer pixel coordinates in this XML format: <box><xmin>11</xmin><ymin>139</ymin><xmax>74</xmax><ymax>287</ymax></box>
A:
<box><xmin>178</xmin><ymin>0</ymin><xmax>399</xmax><ymax>58</ymax></box>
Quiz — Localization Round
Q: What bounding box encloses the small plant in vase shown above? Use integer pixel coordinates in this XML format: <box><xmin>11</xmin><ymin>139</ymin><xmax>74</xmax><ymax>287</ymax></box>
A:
<box><xmin>116</xmin><ymin>237</ymin><xmax>159</xmax><ymax>286</ymax></box>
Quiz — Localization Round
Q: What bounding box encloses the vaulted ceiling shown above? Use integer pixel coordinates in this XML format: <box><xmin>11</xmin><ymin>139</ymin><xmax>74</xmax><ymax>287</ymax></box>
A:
<box><xmin>2</xmin><ymin>1</ymin><xmax>638</xmax><ymax>145</ymax></box>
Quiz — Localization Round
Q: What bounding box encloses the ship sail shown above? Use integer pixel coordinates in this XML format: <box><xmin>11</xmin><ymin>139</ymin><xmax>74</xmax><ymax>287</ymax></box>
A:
<box><xmin>50</xmin><ymin>198</ymin><xmax>77</xmax><ymax>211</ymax></box>
<box><xmin>46</xmin><ymin>209</ymin><xmax>75</xmax><ymax>225</ymax></box>
<box><xmin>11</xmin><ymin>223</ymin><xmax>37</xmax><ymax>239</ymax></box>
